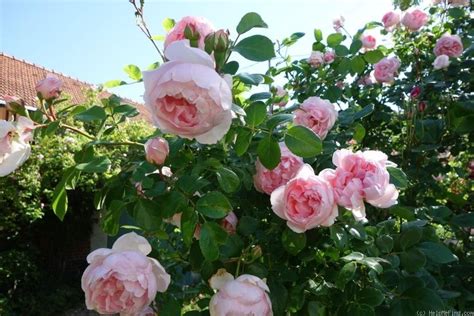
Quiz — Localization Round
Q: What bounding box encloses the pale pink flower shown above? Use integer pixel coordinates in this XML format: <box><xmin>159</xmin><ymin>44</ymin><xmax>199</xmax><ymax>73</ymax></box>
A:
<box><xmin>271</xmin><ymin>164</ymin><xmax>338</xmax><ymax>233</ymax></box>
<box><xmin>358</xmin><ymin>75</ymin><xmax>374</xmax><ymax>86</ymax></box>
<box><xmin>361</xmin><ymin>34</ymin><xmax>376</xmax><ymax>50</ymax></box>
<box><xmin>145</xmin><ymin>137</ymin><xmax>169</xmax><ymax>165</ymax></box>
<box><xmin>333</xmin><ymin>16</ymin><xmax>345</xmax><ymax>32</ymax></box>
<box><xmin>434</xmin><ymin>34</ymin><xmax>463</xmax><ymax>57</ymax></box>
<box><xmin>324</xmin><ymin>51</ymin><xmax>336</xmax><ymax>64</ymax></box>
<box><xmin>433</xmin><ymin>54</ymin><xmax>450</xmax><ymax>69</ymax></box>
<box><xmin>209</xmin><ymin>274</ymin><xmax>272</xmax><ymax>316</ymax></box>
<box><xmin>81</xmin><ymin>232</ymin><xmax>170</xmax><ymax>315</ymax></box>
<box><xmin>293</xmin><ymin>96</ymin><xmax>338</xmax><ymax>140</ymax></box>
<box><xmin>320</xmin><ymin>149</ymin><xmax>399</xmax><ymax>220</ymax></box>
<box><xmin>273</xmin><ymin>85</ymin><xmax>288</xmax><ymax>107</ymax></box>
<box><xmin>382</xmin><ymin>11</ymin><xmax>400</xmax><ymax>31</ymax></box>
<box><xmin>143</xmin><ymin>40</ymin><xmax>232</xmax><ymax>144</ymax></box>
<box><xmin>308</xmin><ymin>51</ymin><xmax>325</xmax><ymax>68</ymax></box>
<box><xmin>164</xmin><ymin>16</ymin><xmax>215</xmax><ymax>50</ymax></box>
<box><xmin>221</xmin><ymin>211</ymin><xmax>238</xmax><ymax>234</ymax></box>
<box><xmin>35</xmin><ymin>74</ymin><xmax>62</xmax><ymax>100</ymax></box>
<box><xmin>374</xmin><ymin>57</ymin><xmax>400</xmax><ymax>83</ymax></box>
<box><xmin>0</xmin><ymin>118</ymin><xmax>34</xmax><ymax>177</ymax></box>
<box><xmin>401</xmin><ymin>9</ymin><xmax>428</xmax><ymax>31</ymax></box>
<box><xmin>254</xmin><ymin>143</ymin><xmax>304</xmax><ymax>195</ymax></box>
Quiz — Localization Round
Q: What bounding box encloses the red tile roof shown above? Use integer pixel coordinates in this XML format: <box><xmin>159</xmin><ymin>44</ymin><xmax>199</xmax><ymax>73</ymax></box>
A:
<box><xmin>0</xmin><ymin>52</ymin><xmax>147</xmax><ymax>115</ymax></box>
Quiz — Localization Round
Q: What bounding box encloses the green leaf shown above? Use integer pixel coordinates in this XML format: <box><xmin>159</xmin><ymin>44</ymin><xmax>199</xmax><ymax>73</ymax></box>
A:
<box><xmin>249</xmin><ymin>92</ymin><xmax>272</xmax><ymax>101</ymax></box>
<box><xmin>352</xmin><ymin>123</ymin><xmax>366</xmax><ymax>142</ymax></box>
<box><xmin>415</xmin><ymin>119</ymin><xmax>444</xmax><ymax>144</ymax></box>
<box><xmin>417</xmin><ymin>242</ymin><xmax>457</xmax><ymax>264</ymax></box>
<box><xmin>357</xmin><ymin>288</ymin><xmax>384</xmax><ymax>306</ymax></box>
<box><xmin>390</xmin><ymin>206</ymin><xmax>415</xmax><ymax>221</ymax></box>
<box><xmin>123</xmin><ymin>64</ymin><xmax>142</xmax><ymax>81</ymax></box>
<box><xmin>162</xmin><ymin>17</ymin><xmax>175</xmax><ymax>32</ymax></box>
<box><xmin>235</xmin><ymin>128</ymin><xmax>252</xmax><ymax>156</ymax></box>
<box><xmin>245</xmin><ymin>101</ymin><xmax>267</xmax><ymax>127</ymax></box>
<box><xmin>216</xmin><ymin>168</ymin><xmax>240</xmax><ymax>193</ymax></box>
<box><xmin>44</xmin><ymin>121</ymin><xmax>60</xmax><ymax>137</ymax></box>
<box><xmin>451</xmin><ymin>213</ymin><xmax>474</xmax><ymax>227</ymax></box>
<box><xmin>363</xmin><ymin>50</ymin><xmax>384</xmax><ymax>64</ymax></box>
<box><xmin>257</xmin><ymin>135</ymin><xmax>281</xmax><ymax>169</ymax></box>
<box><xmin>359</xmin><ymin>257</ymin><xmax>383</xmax><ymax>273</ymax></box>
<box><xmin>199</xmin><ymin>222</ymin><xmax>228</xmax><ymax>261</ymax></box>
<box><xmin>448</xmin><ymin>101</ymin><xmax>474</xmax><ymax>134</ymax></box>
<box><xmin>236</xmin><ymin>73</ymin><xmax>264</xmax><ymax>85</ymax></box>
<box><xmin>103</xmin><ymin>80</ymin><xmax>126</xmax><ymax>88</ymax></box>
<box><xmin>285</xmin><ymin>125</ymin><xmax>322</xmax><ymax>158</ymax></box>
<box><xmin>314</xmin><ymin>29</ymin><xmax>323</xmax><ymax>42</ymax></box>
<box><xmin>387</xmin><ymin>167</ymin><xmax>408</xmax><ymax>189</ymax></box>
<box><xmin>399</xmin><ymin>227</ymin><xmax>422</xmax><ymax>250</ymax></box>
<box><xmin>282</xmin><ymin>32</ymin><xmax>305</xmax><ymax>47</ymax></box>
<box><xmin>236</xmin><ymin>12</ymin><xmax>268</xmax><ymax>34</ymax></box>
<box><xmin>330</xmin><ymin>225</ymin><xmax>348</xmax><ymax>249</ymax></box>
<box><xmin>327</xmin><ymin>33</ymin><xmax>344</xmax><ymax>47</ymax></box>
<box><xmin>196</xmin><ymin>191</ymin><xmax>232</xmax><ymax>219</ymax></box>
<box><xmin>346</xmin><ymin>303</ymin><xmax>374</xmax><ymax>316</ymax></box>
<box><xmin>350</xmin><ymin>39</ymin><xmax>363</xmax><ymax>53</ymax></box>
<box><xmin>336</xmin><ymin>262</ymin><xmax>357</xmax><ymax>288</ymax></box>
<box><xmin>222</xmin><ymin>61</ymin><xmax>239</xmax><ymax>75</ymax></box>
<box><xmin>402</xmin><ymin>287</ymin><xmax>445</xmax><ymax>311</ymax></box>
<box><xmin>335</xmin><ymin>45</ymin><xmax>349</xmax><ymax>56</ymax></box>
<box><xmin>282</xmin><ymin>228</ymin><xmax>306</xmax><ymax>255</ymax></box>
<box><xmin>151</xmin><ymin>34</ymin><xmax>165</xmax><ymax>41</ymax></box>
<box><xmin>133</xmin><ymin>199</ymin><xmax>162</xmax><ymax>231</ymax></box>
<box><xmin>342</xmin><ymin>252</ymin><xmax>365</xmax><ymax>261</ymax></box>
<box><xmin>101</xmin><ymin>200</ymin><xmax>125</xmax><ymax>235</ymax></box>
<box><xmin>160</xmin><ymin>297</ymin><xmax>181</xmax><ymax>316</ymax></box>
<box><xmin>237</xmin><ymin>216</ymin><xmax>259</xmax><ymax>236</ymax></box>
<box><xmin>75</xmin><ymin>157</ymin><xmax>111</xmax><ymax>173</ymax></box>
<box><xmin>400</xmin><ymin>248</ymin><xmax>426</xmax><ymax>272</ymax></box>
<box><xmin>376</xmin><ymin>235</ymin><xmax>394</xmax><ymax>253</ymax></box>
<box><xmin>234</xmin><ymin>35</ymin><xmax>275</xmax><ymax>61</ymax></box>
<box><xmin>266</xmin><ymin>114</ymin><xmax>294</xmax><ymax>130</ymax></box>
<box><xmin>181</xmin><ymin>207</ymin><xmax>198</xmax><ymax>246</ymax></box>
<box><xmin>75</xmin><ymin>105</ymin><xmax>106</xmax><ymax>122</ymax></box>
<box><xmin>351</xmin><ymin>56</ymin><xmax>366</xmax><ymax>74</ymax></box>
<box><xmin>158</xmin><ymin>191</ymin><xmax>187</xmax><ymax>218</ymax></box>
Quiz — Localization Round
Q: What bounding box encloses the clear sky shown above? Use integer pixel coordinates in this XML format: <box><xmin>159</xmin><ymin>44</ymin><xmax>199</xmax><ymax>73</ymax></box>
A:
<box><xmin>1</xmin><ymin>0</ymin><xmax>394</xmax><ymax>102</ymax></box>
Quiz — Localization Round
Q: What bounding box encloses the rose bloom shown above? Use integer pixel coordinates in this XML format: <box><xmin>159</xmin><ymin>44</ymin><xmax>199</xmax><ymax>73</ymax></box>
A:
<box><xmin>324</xmin><ymin>51</ymin><xmax>336</xmax><ymax>64</ymax></box>
<box><xmin>209</xmin><ymin>274</ymin><xmax>272</xmax><ymax>316</ymax></box>
<box><xmin>434</xmin><ymin>34</ymin><xmax>463</xmax><ymax>57</ymax></box>
<box><xmin>164</xmin><ymin>16</ymin><xmax>215</xmax><ymax>50</ymax></box>
<box><xmin>361</xmin><ymin>34</ymin><xmax>376</xmax><ymax>50</ymax></box>
<box><xmin>401</xmin><ymin>9</ymin><xmax>428</xmax><ymax>31</ymax></box>
<box><xmin>271</xmin><ymin>164</ymin><xmax>338</xmax><ymax>233</ymax></box>
<box><xmin>320</xmin><ymin>149</ymin><xmax>399</xmax><ymax>220</ymax></box>
<box><xmin>273</xmin><ymin>85</ymin><xmax>288</xmax><ymax>107</ymax></box>
<box><xmin>35</xmin><ymin>74</ymin><xmax>62</xmax><ymax>100</ymax></box>
<box><xmin>333</xmin><ymin>15</ymin><xmax>345</xmax><ymax>32</ymax></box>
<box><xmin>221</xmin><ymin>211</ymin><xmax>238</xmax><ymax>234</ymax></box>
<box><xmin>382</xmin><ymin>11</ymin><xmax>400</xmax><ymax>31</ymax></box>
<box><xmin>358</xmin><ymin>75</ymin><xmax>374</xmax><ymax>86</ymax></box>
<box><xmin>293</xmin><ymin>96</ymin><xmax>338</xmax><ymax>140</ymax></box>
<box><xmin>0</xmin><ymin>117</ymin><xmax>34</xmax><ymax>177</ymax></box>
<box><xmin>433</xmin><ymin>54</ymin><xmax>450</xmax><ymax>70</ymax></box>
<box><xmin>145</xmin><ymin>137</ymin><xmax>169</xmax><ymax>165</ymax></box>
<box><xmin>81</xmin><ymin>232</ymin><xmax>170</xmax><ymax>315</ymax></box>
<box><xmin>254</xmin><ymin>142</ymin><xmax>304</xmax><ymax>195</ymax></box>
<box><xmin>143</xmin><ymin>40</ymin><xmax>232</xmax><ymax>144</ymax></box>
<box><xmin>374</xmin><ymin>57</ymin><xmax>400</xmax><ymax>83</ymax></box>
<box><xmin>308</xmin><ymin>51</ymin><xmax>324</xmax><ymax>68</ymax></box>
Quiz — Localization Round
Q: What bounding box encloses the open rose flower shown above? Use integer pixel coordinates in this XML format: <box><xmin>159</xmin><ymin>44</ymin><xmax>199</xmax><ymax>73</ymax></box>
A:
<box><xmin>164</xmin><ymin>16</ymin><xmax>215</xmax><ymax>50</ymax></box>
<box><xmin>143</xmin><ymin>40</ymin><xmax>232</xmax><ymax>144</ymax></box>
<box><xmin>401</xmin><ymin>9</ymin><xmax>428</xmax><ymax>31</ymax></box>
<box><xmin>333</xmin><ymin>16</ymin><xmax>345</xmax><ymax>32</ymax></box>
<box><xmin>434</xmin><ymin>34</ymin><xmax>463</xmax><ymax>57</ymax></box>
<box><xmin>145</xmin><ymin>137</ymin><xmax>169</xmax><ymax>165</ymax></box>
<box><xmin>382</xmin><ymin>11</ymin><xmax>400</xmax><ymax>31</ymax></box>
<box><xmin>254</xmin><ymin>143</ymin><xmax>304</xmax><ymax>195</ymax></box>
<box><xmin>433</xmin><ymin>54</ymin><xmax>450</xmax><ymax>69</ymax></box>
<box><xmin>35</xmin><ymin>74</ymin><xmax>62</xmax><ymax>100</ymax></box>
<box><xmin>374</xmin><ymin>57</ymin><xmax>400</xmax><ymax>83</ymax></box>
<box><xmin>361</xmin><ymin>34</ymin><xmax>376</xmax><ymax>50</ymax></box>
<box><xmin>293</xmin><ymin>96</ymin><xmax>338</xmax><ymax>140</ymax></box>
<box><xmin>209</xmin><ymin>274</ymin><xmax>272</xmax><ymax>316</ymax></box>
<box><xmin>0</xmin><ymin>118</ymin><xmax>35</xmax><ymax>177</ymax></box>
<box><xmin>320</xmin><ymin>149</ymin><xmax>399</xmax><ymax>220</ymax></box>
<box><xmin>271</xmin><ymin>164</ymin><xmax>338</xmax><ymax>233</ymax></box>
<box><xmin>324</xmin><ymin>51</ymin><xmax>336</xmax><ymax>64</ymax></box>
<box><xmin>308</xmin><ymin>51</ymin><xmax>324</xmax><ymax>68</ymax></box>
<box><xmin>81</xmin><ymin>232</ymin><xmax>170</xmax><ymax>315</ymax></box>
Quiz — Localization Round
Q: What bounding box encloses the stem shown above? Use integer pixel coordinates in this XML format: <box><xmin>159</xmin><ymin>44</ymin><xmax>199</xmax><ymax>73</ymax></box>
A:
<box><xmin>235</xmin><ymin>257</ymin><xmax>242</xmax><ymax>277</ymax></box>
<box><xmin>60</xmin><ymin>123</ymin><xmax>95</xmax><ymax>140</ymax></box>
<box><xmin>92</xmin><ymin>140</ymin><xmax>144</xmax><ymax>147</ymax></box>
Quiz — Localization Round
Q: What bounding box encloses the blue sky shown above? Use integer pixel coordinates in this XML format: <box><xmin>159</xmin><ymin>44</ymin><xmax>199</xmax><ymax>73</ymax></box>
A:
<box><xmin>1</xmin><ymin>0</ymin><xmax>393</xmax><ymax>102</ymax></box>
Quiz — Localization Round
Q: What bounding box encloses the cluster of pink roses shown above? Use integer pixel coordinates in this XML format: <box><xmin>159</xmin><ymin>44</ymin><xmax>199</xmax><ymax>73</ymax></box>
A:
<box><xmin>308</xmin><ymin>50</ymin><xmax>336</xmax><ymax>67</ymax></box>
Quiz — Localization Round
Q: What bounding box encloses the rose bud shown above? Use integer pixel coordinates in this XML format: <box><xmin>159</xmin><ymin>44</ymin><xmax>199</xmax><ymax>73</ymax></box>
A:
<box><xmin>410</xmin><ymin>86</ymin><xmax>421</xmax><ymax>99</ymax></box>
<box><xmin>164</xmin><ymin>16</ymin><xmax>214</xmax><ymax>50</ymax></box>
<box><xmin>220</xmin><ymin>211</ymin><xmax>238</xmax><ymax>234</ymax></box>
<box><xmin>145</xmin><ymin>137</ymin><xmax>169</xmax><ymax>165</ymax></box>
<box><xmin>433</xmin><ymin>54</ymin><xmax>450</xmax><ymax>70</ymax></box>
<box><xmin>418</xmin><ymin>101</ymin><xmax>427</xmax><ymax>112</ymax></box>
<box><xmin>35</xmin><ymin>74</ymin><xmax>62</xmax><ymax>101</ymax></box>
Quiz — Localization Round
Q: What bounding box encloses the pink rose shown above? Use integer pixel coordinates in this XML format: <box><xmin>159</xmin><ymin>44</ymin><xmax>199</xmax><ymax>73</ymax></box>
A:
<box><xmin>81</xmin><ymin>232</ymin><xmax>170</xmax><ymax>315</ymax></box>
<box><xmin>358</xmin><ymin>75</ymin><xmax>374</xmax><ymax>86</ymax></box>
<box><xmin>401</xmin><ymin>9</ymin><xmax>428</xmax><ymax>31</ymax></box>
<box><xmin>333</xmin><ymin>16</ymin><xmax>345</xmax><ymax>32</ymax></box>
<box><xmin>35</xmin><ymin>74</ymin><xmax>62</xmax><ymax>100</ymax></box>
<box><xmin>164</xmin><ymin>16</ymin><xmax>215</xmax><ymax>50</ymax></box>
<box><xmin>271</xmin><ymin>164</ymin><xmax>338</xmax><ymax>233</ymax></box>
<box><xmin>433</xmin><ymin>54</ymin><xmax>450</xmax><ymax>69</ymax></box>
<box><xmin>434</xmin><ymin>34</ymin><xmax>463</xmax><ymax>57</ymax></box>
<box><xmin>273</xmin><ymin>85</ymin><xmax>288</xmax><ymax>107</ymax></box>
<box><xmin>145</xmin><ymin>137</ymin><xmax>169</xmax><ymax>165</ymax></box>
<box><xmin>253</xmin><ymin>142</ymin><xmax>304</xmax><ymax>195</ymax></box>
<box><xmin>382</xmin><ymin>11</ymin><xmax>400</xmax><ymax>31</ymax></box>
<box><xmin>324</xmin><ymin>51</ymin><xmax>336</xmax><ymax>64</ymax></box>
<box><xmin>361</xmin><ymin>34</ymin><xmax>376</xmax><ymax>50</ymax></box>
<box><xmin>308</xmin><ymin>51</ymin><xmax>324</xmax><ymax>68</ymax></box>
<box><xmin>374</xmin><ymin>57</ymin><xmax>400</xmax><ymax>83</ymax></box>
<box><xmin>320</xmin><ymin>149</ymin><xmax>399</xmax><ymax>220</ymax></box>
<box><xmin>209</xmin><ymin>274</ymin><xmax>272</xmax><ymax>316</ymax></box>
<box><xmin>143</xmin><ymin>40</ymin><xmax>232</xmax><ymax>144</ymax></box>
<box><xmin>293</xmin><ymin>96</ymin><xmax>338</xmax><ymax>140</ymax></box>
<box><xmin>221</xmin><ymin>211</ymin><xmax>238</xmax><ymax>234</ymax></box>
<box><xmin>0</xmin><ymin>118</ymin><xmax>34</xmax><ymax>177</ymax></box>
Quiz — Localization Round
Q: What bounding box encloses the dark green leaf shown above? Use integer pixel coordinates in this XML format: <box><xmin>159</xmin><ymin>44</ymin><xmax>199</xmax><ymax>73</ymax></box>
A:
<box><xmin>235</xmin><ymin>128</ymin><xmax>252</xmax><ymax>156</ymax></box>
<box><xmin>282</xmin><ymin>228</ymin><xmax>306</xmax><ymax>255</ymax></box>
<box><xmin>237</xmin><ymin>216</ymin><xmax>259</xmax><ymax>236</ymax></box>
<box><xmin>314</xmin><ymin>29</ymin><xmax>323</xmax><ymax>42</ymax></box>
<box><xmin>399</xmin><ymin>227</ymin><xmax>422</xmax><ymax>250</ymax></box>
<box><xmin>216</xmin><ymin>167</ymin><xmax>240</xmax><ymax>193</ymax></box>
<box><xmin>257</xmin><ymin>135</ymin><xmax>281</xmax><ymax>169</ymax></box>
<box><xmin>330</xmin><ymin>225</ymin><xmax>348</xmax><ymax>249</ymax></box>
<box><xmin>75</xmin><ymin>105</ymin><xmax>106</xmax><ymax>122</ymax></box>
<box><xmin>400</xmin><ymin>248</ymin><xmax>426</xmax><ymax>272</ymax></box>
<box><xmin>196</xmin><ymin>191</ymin><xmax>232</xmax><ymax>219</ymax></box>
<box><xmin>417</xmin><ymin>242</ymin><xmax>457</xmax><ymax>264</ymax></box>
<box><xmin>132</xmin><ymin>199</ymin><xmax>162</xmax><ymax>231</ymax></box>
<box><xmin>451</xmin><ymin>213</ymin><xmax>474</xmax><ymax>227</ymax></box>
<box><xmin>266</xmin><ymin>114</ymin><xmax>293</xmax><ymax>130</ymax></box>
<box><xmin>363</xmin><ymin>50</ymin><xmax>384</xmax><ymax>64</ymax></box>
<box><xmin>158</xmin><ymin>191</ymin><xmax>187</xmax><ymax>218</ymax></box>
<box><xmin>245</xmin><ymin>101</ymin><xmax>267</xmax><ymax>127</ymax></box>
<box><xmin>336</xmin><ymin>262</ymin><xmax>357</xmax><ymax>288</ymax></box>
<box><xmin>75</xmin><ymin>156</ymin><xmax>111</xmax><ymax>173</ymax></box>
<box><xmin>222</xmin><ymin>61</ymin><xmax>239</xmax><ymax>75</ymax></box>
<box><xmin>387</xmin><ymin>167</ymin><xmax>408</xmax><ymax>189</ymax></box>
<box><xmin>236</xmin><ymin>12</ymin><xmax>268</xmax><ymax>34</ymax></box>
<box><xmin>335</xmin><ymin>45</ymin><xmax>349</xmax><ymax>56</ymax></box>
<box><xmin>234</xmin><ymin>35</ymin><xmax>275</xmax><ymax>61</ymax></box>
<box><xmin>351</xmin><ymin>56</ymin><xmax>366</xmax><ymax>74</ymax></box>
<box><xmin>327</xmin><ymin>33</ymin><xmax>344</xmax><ymax>47</ymax></box>
<box><xmin>376</xmin><ymin>235</ymin><xmax>394</xmax><ymax>253</ymax></box>
<box><xmin>357</xmin><ymin>288</ymin><xmax>384</xmax><ymax>306</ymax></box>
<box><xmin>236</xmin><ymin>73</ymin><xmax>264</xmax><ymax>85</ymax></box>
<box><xmin>285</xmin><ymin>125</ymin><xmax>322</xmax><ymax>158</ymax></box>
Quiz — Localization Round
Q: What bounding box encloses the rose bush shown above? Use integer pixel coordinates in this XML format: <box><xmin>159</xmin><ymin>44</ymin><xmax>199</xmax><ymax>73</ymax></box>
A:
<box><xmin>1</xmin><ymin>0</ymin><xmax>472</xmax><ymax>315</ymax></box>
